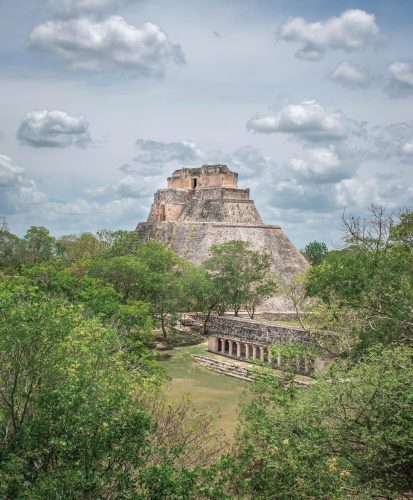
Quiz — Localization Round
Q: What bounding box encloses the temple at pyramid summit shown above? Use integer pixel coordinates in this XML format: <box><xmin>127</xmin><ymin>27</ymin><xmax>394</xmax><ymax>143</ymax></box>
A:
<box><xmin>136</xmin><ymin>164</ymin><xmax>308</xmax><ymax>308</ymax></box>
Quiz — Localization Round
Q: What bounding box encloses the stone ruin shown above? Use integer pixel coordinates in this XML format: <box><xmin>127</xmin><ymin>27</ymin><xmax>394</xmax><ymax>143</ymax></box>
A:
<box><xmin>136</xmin><ymin>164</ymin><xmax>308</xmax><ymax>310</ymax></box>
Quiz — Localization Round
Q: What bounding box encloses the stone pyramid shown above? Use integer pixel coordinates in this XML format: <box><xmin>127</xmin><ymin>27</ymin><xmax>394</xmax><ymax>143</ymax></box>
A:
<box><xmin>136</xmin><ymin>165</ymin><xmax>308</xmax><ymax>309</ymax></box>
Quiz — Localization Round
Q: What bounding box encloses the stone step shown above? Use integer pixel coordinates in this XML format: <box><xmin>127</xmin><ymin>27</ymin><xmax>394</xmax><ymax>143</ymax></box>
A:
<box><xmin>192</xmin><ymin>354</ymin><xmax>313</xmax><ymax>386</ymax></box>
<box><xmin>192</xmin><ymin>355</ymin><xmax>256</xmax><ymax>382</ymax></box>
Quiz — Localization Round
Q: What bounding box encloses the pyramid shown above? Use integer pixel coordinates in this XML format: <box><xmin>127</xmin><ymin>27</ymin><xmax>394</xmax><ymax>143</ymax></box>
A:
<box><xmin>136</xmin><ymin>165</ymin><xmax>308</xmax><ymax>310</ymax></box>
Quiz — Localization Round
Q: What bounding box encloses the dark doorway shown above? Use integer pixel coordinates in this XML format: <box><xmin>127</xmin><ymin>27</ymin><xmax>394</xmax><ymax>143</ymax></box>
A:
<box><xmin>192</xmin><ymin>178</ymin><xmax>198</xmax><ymax>189</ymax></box>
<box><xmin>159</xmin><ymin>204</ymin><xmax>166</xmax><ymax>221</ymax></box>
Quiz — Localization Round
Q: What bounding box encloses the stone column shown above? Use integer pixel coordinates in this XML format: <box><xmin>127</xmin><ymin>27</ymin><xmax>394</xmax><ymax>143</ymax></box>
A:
<box><xmin>245</xmin><ymin>344</ymin><xmax>250</xmax><ymax>360</ymax></box>
<box><xmin>260</xmin><ymin>346</ymin><xmax>265</xmax><ymax>362</ymax></box>
<box><xmin>252</xmin><ymin>346</ymin><xmax>257</xmax><ymax>360</ymax></box>
<box><xmin>304</xmin><ymin>358</ymin><xmax>310</xmax><ymax>375</ymax></box>
<box><xmin>277</xmin><ymin>354</ymin><xmax>282</xmax><ymax>367</ymax></box>
<box><xmin>296</xmin><ymin>356</ymin><xmax>301</xmax><ymax>373</ymax></box>
<box><xmin>220</xmin><ymin>339</ymin><xmax>225</xmax><ymax>354</ymax></box>
<box><xmin>229</xmin><ymin>341</ymin><xmax>233</xmax><ymax>356</ymax></box>
<box><xmin>236</xmin><ymin>342</ymin><xmax>241</xmax><ymax>358</ymax></box>
<box><xmin>267</xmin><ymin>347</ymin><xmax>272</xmax><ymax>364</ymax></box>
<box><xmin>210</xmin><ymin>336</ymin><xmax>220</xmax><ymax>352</ymax></box>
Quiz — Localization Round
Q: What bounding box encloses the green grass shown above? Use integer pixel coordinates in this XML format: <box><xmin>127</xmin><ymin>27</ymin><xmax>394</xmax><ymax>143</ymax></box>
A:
<box><xmin>158</xmin><ymin>342</ymin><xmax>251</xmax><ymax>440</ymax></box>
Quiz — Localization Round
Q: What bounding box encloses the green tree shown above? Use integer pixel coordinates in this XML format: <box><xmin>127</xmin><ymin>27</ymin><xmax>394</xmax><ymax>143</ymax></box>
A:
<box><xmin>204</xmin><ymin>240</ymin><xmax>277</xmax><ymax>317</ymax></box>
<box><xmin>304</xmin><ymin>240</ymin><xmax>328</xmax><ymax>265</ymax></box>
<box><xmin>0</xmin><ymin>276</ymin><xmax>223</xmax><ymax>498</ymax></box>
<box><xmin>0</xmin><ymin>278</ymin><xmax>151</xmax><ymax>497</ymax></box>
<box><xmin>56</xmin><ymin>232</ymin><xmax>106</xmax><ymax>263</ymax></box>
<box><xmin>87</xmin><ymin>255</ymin><xmax>148</xmax><ymax>302</ymax></box>
<box><xmin>0</xmin><ymin>230</ymin><xmax>23</xmax><ymax>271</ymax></box>
<box><xmin>100</xmin><ymin>229</ymin><xmax>142</xmax><ymax>257</ymax></box>
<box><xmin>306</xmin><ymin>207</ymin><xmax>413</xmax><ymax>355</ymax></box>
<box><xmin>23</xmin><ymin>226</ymin><xmax>56</xmax><ymax>266</ymax></box>
<box><xmin>225</xmin><ymin>346</ymin><xmax>413</xmax><ymax>499</ymax></box>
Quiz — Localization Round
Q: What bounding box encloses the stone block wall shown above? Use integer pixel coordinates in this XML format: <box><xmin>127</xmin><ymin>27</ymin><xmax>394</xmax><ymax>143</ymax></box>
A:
<box><xmin>180</xmin><ymin>199</ymin><xmax>263</xmax><ymax>224</ymax></box>
<box><xmin>136</xmin><ymin>221</ymin><xmax>308</xmax><ymax>279</ymax></box>
<box><xmin>167</xmin><ymin>165</ymin><xmax>238</xmax><ymax>190</ymax></box>
<box><xmin>207</xmin><ymin>315</ymin><xmax>310</xmax><ymax>346</ymax></box>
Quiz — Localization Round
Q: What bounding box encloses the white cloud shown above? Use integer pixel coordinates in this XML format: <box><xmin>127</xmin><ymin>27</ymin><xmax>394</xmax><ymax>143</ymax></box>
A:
<box><xmin>401</xmin><ymin>139</ymin><xmax>413</xmax><ymax>156</ymax></box>
<box><xmin>328</xmin><ymin>61</ymin><xmax>370</xmax><ymax>88</ymax></box>
<box><xmin>0</xmin><ymin>154</ymin><xmax>149</xmax><ymax>234</ymax></box>
<box><xmin>374</xmin><ymin>121</ymin><xmax>413</xmax><ymax>162</ymax></box>
<box><xmin>337</xmin><ymin>173</ymin><xmax>413</xmax><ymax>209</ymax></box>
<box><xmin>289</xmin><ymin>145</ymin><xmax>355</xmax><ymax>184</ymax></box>
<box><xmin>229</xmin><ymin>146</ymin><xmax>272</xmax><ymax>180</ymax></box>
<box><xmin>277</xmin><ymin>9</ymin><xmax>380</xmax><ymax>61</ymax></box>
<box><xmin>247</xmin><ymin>99</ymin><xmax>363</xmax><ymax>142</ymax></box>
<box><xmin>29</xmin><ymin>16</ymin><xmax>185</xmax><ymax>77</ymax></box>
<box><xmin>86</xmin><ymin>174</ymin><xmax>153</xmax><ymax>200</ymax></box>
<box><xmin>267</xmin><ymin>177</ymin><xmax>344</xmax><ymax>212</ymax></box>
<box><xmin>134</xmin><ymin>138</ymin><xmax>203</xmax><ymax>166</ymax></box>
<box><xmin>17</xmin><ymin>110</ymin><xmax>91</xmax><ymax>148</ymax></box>
<box><xmin>385</xmin><ymin>61</ymin><xmax>413</xmax><ymax>98</ymax></box>
<box><xmin>45</xmin><ymin>0</ymin><xmax>135</xmax><ymax>17</ymax></box>
<box><xmin>133</xmin><ymin>139</ymin><xmax>273</xmax><ymax>181</ymax></box>
<box><xmin>0</xmin><ymin>155</ymin><xmax>47</xmax><ymax>214</ymax></box>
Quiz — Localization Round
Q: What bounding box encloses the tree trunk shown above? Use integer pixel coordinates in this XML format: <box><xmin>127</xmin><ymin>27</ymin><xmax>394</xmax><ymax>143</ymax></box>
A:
<box><xmin>203</xmin><ymin>308</ymin><xmax>213</xmax><ymax>334</ymax></box>
<box><xmin>161</xmin><ymin>315</ymin><xmax>167</xmax><ymax>339</ymax></box>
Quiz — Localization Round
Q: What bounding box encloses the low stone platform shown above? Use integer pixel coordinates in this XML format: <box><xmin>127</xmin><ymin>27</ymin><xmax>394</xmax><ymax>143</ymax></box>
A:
<box><xmin>192</xmin><ymin>355</ymin><xmax>255</xmax><ymax>382</ymax></box>
<box><xmin>192</xmin><ymin>354</ymin><xmax>313</xmax><ymax>386</ymax></box>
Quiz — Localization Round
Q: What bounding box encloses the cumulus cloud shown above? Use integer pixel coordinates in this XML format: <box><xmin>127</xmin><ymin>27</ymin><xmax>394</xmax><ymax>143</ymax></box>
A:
<box><xmin>86</xmin><ymin>175</ymin><xmax>153</xmax><ymax>200</ymax></box>
<box><xmin>134</xmin><ymin>138</ymin><xmax>203</xmax><ymax>166</ymax></box>
<box><xmin>328</xmin><ymin>61</ymin><xmax>370</xmax><ymax>88</ymax></box>
<box><xmin>247</xmin><ymin>99</ymin><xmax>363</xmax><ymax>142</ymax></box>
<box><xmin>337</xmin><ymin>173</ymin><xmax>413</xmax><ymax>209</ymax></box>
<box><xmin>267</xmin><ymin>177</ymin><xmax>345</xmax><ymax>212</ymax></box>
<box><xmin>277</xmin><ymin>9</ymin><xmax>380</xmax><ymax>61</ymax></box>
<box><xmin>17</xmin><ymin>110</ymin><xmax>91</xmax><ymax>148</ymax></box>
<box><xmin>289</xmin><ymin>145</ymin><xmax>355</xmax><ymax>184</ymax></box>
<box><xmin>401</xmin><ymin>139</ymin><xmax>413</xmax><ymax>156</ymax></box>
<box><xmin>373</xmin><ymin>121</ymin><xmax>413</xmax><ymax>162</ymax></box>
<box><xmin>118</xmin><ymin>163</ymin><xmax>137</xmax><ymax>174</ymax></box>
<box><xmin>45</xmin><ymin>0</ymin><xmax>135</xmax><ymax>17</ymax></box>
<box><xmin>0</xmin><ymin>154</ymin><xmax>150</xmax><ymax>234</ymax></box>
<box><xmin>385</xmin><ymin>61</ymin><xmax>413</xmax><ymax>98</ymax></box>
<box><xmin>229</xmin><ymin>146</ymin><xmax>272</xmax><ymax>180</ymax></box>
<box><xmin>29</xmin><ymin>16</ymin><xmax>185</xmax><ymax>77</ymax></box>
<box><xmin>133</xmin><ymin>138</ymin><xmax>272</xmax><ymax>182</ymax></box>
<box><xmin>0</xmin><ymin>155</ymin><xmax>47</xmax><ymax>214</ymax></box>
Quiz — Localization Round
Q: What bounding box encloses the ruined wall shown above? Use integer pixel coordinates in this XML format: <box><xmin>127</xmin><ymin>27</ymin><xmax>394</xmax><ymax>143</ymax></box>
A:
<box><xmin>147</xmin><ymin>187</ymin><xmax>260</xmax><ymax>223</ymax></box>
<box><xmin>206</xmin><ymin>315</ymin><xmax>310</xmax><ymax>346</ymax></box>
<box><xmin>167</xmin><ymin>165</ymin><xmax>238</xmax><ymax>190</ymax></box>
<box><xmin>194</xmin><ymin>187</ymin><xmax>250</xmax><ymax>201</ymax></box>
<box><xmin>180</xmin><ymin>199</ymin><xmax>263</xmax><ymax>223</ymax></box>
<box><xmin>147</xmin><ymin>189</ymin><xmax>192</xmax><ymax>222</ymax></box>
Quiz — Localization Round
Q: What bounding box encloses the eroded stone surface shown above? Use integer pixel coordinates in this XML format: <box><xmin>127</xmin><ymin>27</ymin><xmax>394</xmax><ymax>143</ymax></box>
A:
<box><xmin>136</xmin><ymin>164</ymin><xmax>309</xmax><ymax>310</ymax></box>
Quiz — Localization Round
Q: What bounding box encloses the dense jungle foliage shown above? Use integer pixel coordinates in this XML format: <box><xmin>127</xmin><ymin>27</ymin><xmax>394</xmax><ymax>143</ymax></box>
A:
<box><xmin>0</xmin><ymin>207</ymin><xmax>412</xmax><ymax>498</ymax></box>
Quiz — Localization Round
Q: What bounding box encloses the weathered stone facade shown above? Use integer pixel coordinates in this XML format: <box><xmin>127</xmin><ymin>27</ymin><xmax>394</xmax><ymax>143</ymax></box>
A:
<box><xmin>205</xmin><ymin>315</ymin><xmax>328</xmax><ymax>376</ymax></box>
<box><xmin>136</xmin><ymin>164</ymin><xmax>308</xmax><ymax>309</ymax></box>
<box><xmin>145</xmin><ymin>164</ymin><xmax>262</xmax><ymax>225</ymax></box>
<box><xmin>207</xmin><ymin>315</ymin><xmax>311</xmax><ymax>345</ymax></box>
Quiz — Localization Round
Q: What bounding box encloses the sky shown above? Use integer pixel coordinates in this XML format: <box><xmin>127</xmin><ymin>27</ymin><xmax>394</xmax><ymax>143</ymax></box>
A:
<box><xmin>1</xmin><ymin>0</ymin><xmax>413</xmax><ymax>249</ymax></box>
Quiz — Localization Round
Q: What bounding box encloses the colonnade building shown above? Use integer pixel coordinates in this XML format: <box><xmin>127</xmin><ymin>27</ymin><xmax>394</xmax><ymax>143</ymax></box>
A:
<box><xmin>206</xmin><ymin>316</ymin><xmax>326</xmax><ymax>377</ymax></box>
